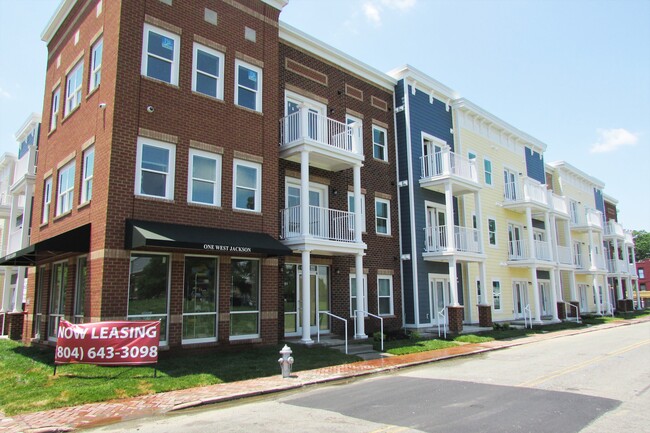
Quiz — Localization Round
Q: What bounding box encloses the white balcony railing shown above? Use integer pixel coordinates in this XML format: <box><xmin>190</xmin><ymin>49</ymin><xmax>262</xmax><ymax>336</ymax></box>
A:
<box><xmin>13</xmin><ymin>146</ymin><xmax>37</xmax><ymax>182</ymax></box>
<box><xmin>0</xmin><ymin>192</ymin><xmax>10</xmax><ymax>206</ymax></box>
<box><xmin>617</xmin><ymin>259</ymin><xmax>628</xmax><ymax>273</ymax></box>
<box><xmin>534</xmin><ymin>240</ymin><xmax>552</xmax><ymax>261</ymax></box>
<box><xmin>420</xmin><ymin>150</ymin><xmax>478</xmax><ymax>183</ymax></box>
<box><xmin>279</xmin><ymin>108</ymin><xmax>362</xmax><ymax>155</ymax></box>
<box><xmin>570</xmin><ymin>207</ymin><xmax>603</xmax><ymax>230</ymax></box>
<box><xmin>556</xmin><ymin>245</ymin><xmax>573</xmax><ymax>265</ymax></box>
<box><xmin>504</xmin><ymin>177</ymin><xmax>548</xmax><ymax>207</ymax></box>
<box><xmin>574</xmin><ymin>253</ymin><xmax>585</xmax><ymax>269</ymax></box>
<box><xmin>607</xmin><ymin>259</ymin><xmax>616</xmax><ymax>273</ymax></box>
<box><xmin>280</xmin><ymin>205</ymin><xmax>358</xmax><ymax>243</ymax></box>
<box><xmin>424</xmin><ymin>225</ymin><xmax>481</xmax><ymax>254</ymax></box>
<box><xmin>550</xmin><ymin>192</ymin><xmax>568</xmax><ymax>215</ymax></box>
<box><xmin>604</xmin><ymin>220</ymin><xmax>625</xmax><ymax>238</ymax></box>
<box><xmin>592</xmin><ymin>253</ymin><xmax>606</xmax><ymax>270</ymax></box>
<box><xmin>508</xmin><ymin>240</ymin><xmax>528</xmax><ymax>260</ymax></box>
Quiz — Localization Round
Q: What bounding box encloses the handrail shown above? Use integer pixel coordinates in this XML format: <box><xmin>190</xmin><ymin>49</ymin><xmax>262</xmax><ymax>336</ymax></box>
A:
<box><xmin>317</xmin><ymin>311</ymin><xmax>347</xmax><ymax>354</ymax></box>
<box><xmin>354</xmin><ymin>310</ymin><xmax>384</xmax><ymax>352</ymax></box>
<box><xmin>523</xmin><ymin>304</ymin><xmax>532</xmax><ymax>329</ymax></box>
<box><xmin>562</xmin><ymin>301</ymin><xmax>581</xmax><ymax>324</ymax></box>
<box><xmin>437</xmin><ymin>307</ymin><xmax>447</xmax><ymax>339</ymax></box>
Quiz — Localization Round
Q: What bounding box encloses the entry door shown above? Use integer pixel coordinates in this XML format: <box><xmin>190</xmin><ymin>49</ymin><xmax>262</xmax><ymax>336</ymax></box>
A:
<box><xmin>539</xmin><ymin>281</ymin><xmax>551</xmax><ymax>316</ymax></box>
<box><xmin>508</xmin><ymin>224</ymin><xmax>524</xmax><ymax>259</ymax></box>
<box><xmin>504</xmin><ymin>169</ymin><xmax>518</xmax><ymax>200</ymax></box>
<box><xmin>297</xmin><ymin>267</ymin><xmax>330</xmax><ymax>334</ymax></box>
<box><xmin>48</xmin><ymin>262</ymin><xmax>68</xmax><ymax>341</ymax></box>
<box><xmin>286</xmin><ymin>96</ymin><xmax>325</xmax><ymax>142</ymax></box>
<box><xmin>426</xmin><ymin>205</ymin><xmax>446</xmax><ymax>250</ymax></box>
<box><xmin>429</xmin><ymin>275</ymin><xmax>449</xmax><ymax>326</ymax></box>
<box><xmin>286</xmin><ymin>184</ymin><xmax>324</xmax><ymax>237</ymax></box>
<box><xmin>513</xmin><ymin>281</ymin><xmax>529</xmax><ymax>319</ymax></box>
<box><xmin>579</xmin><ymin>284</ymin><xmax>588</xmax><ymax>313</ymax></box>
<box><xmin>423</xmin><ymin>139</ymin><xmax>443</xmax><ymax>176</ymax></box>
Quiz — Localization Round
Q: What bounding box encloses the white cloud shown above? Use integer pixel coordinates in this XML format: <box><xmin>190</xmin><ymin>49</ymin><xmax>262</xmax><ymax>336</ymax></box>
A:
<box><xmin>589</xmin><ymin>128</ymin><xmax>639</xmax><ymax>153</ymax></box>
<box><xmin>362</xmin><ymin>0</ymin><xmax>417</xmax><ymax>26</ymax></box>
<box><xmin>0</xmin><ymin>87</ymin><xmax>11</xmax><ymax>100</ymax></box>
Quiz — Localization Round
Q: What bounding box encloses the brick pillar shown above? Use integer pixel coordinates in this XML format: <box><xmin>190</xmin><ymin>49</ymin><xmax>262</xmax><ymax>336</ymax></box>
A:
<box><xmin>7</xmin><ymin>312</ymin><xmax>25</xmax><ymax>341</ymax></box>
<box><xmin>478</xmin><ymin>305</ymin><xmax>492</xmax><ymax>327</ymax></box>
<box><xmin>568</xmin><ymin>301</ymin><xmax>580</xmax><ymax>318</ymax></box>
<box><xmin>447</xmin><ymin>306</ymin><xmax>464</xmax><ymax>334</ymax></box>
<box><xmin>556</xmin><ymin>302</ymin><xmax>566</xmax><ymax>320</ymax></box>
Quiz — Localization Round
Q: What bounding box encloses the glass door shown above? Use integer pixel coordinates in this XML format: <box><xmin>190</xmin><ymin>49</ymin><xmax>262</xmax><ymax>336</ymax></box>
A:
<box><xmin>426</xmin><ymin>205</ymin><xmax>446</xmax><ymax>251</ymax></box>
<box><xmin>285</xmin><ymin>183</ymin><xmax>325</xmax><ymax>238</ymax></box>
<box><xmin>423</xmin><ymin>139</ymin><xmax>443</xmax><ymax>176</ymax></box>
<box><xmin>48</xmin><ymin>262</ymin><xmax>68</xmax><ymax>341</ymax></box>
<box><xmin>284</xmin><ymin>265</ymin><xmax>330</xmax><ymax>336</ymax></box>
<box><xmin>513</xmin><ymin>281</ymin><xmax>529</xmax><ymax>319</ymax></box>
<box><xmin>508</xmin><ymin>224</ymin><xmax>524</xmax><ymax>259</ymax></box>
<box><xmin>538</xmin><ymin>281</ymin><xmax>551</xmax><ymax>316</ymax></box>
<box><xmin>504</xmin><ymin>168</ymin><xmax>518</xmax><ymax>200</ymax></box>
<box><xmin>579</xmin><ymin>284</ymin><xmax>588</xmax><ymax>313</ymax></box>
<box><xmin>429</xmin><ymin>275</ymin><xmax>449</xmax><ymax>326</ymax></box>
<box><xmin>286</xmin><ymin>95</ymin><xmax>326</xmax><ymax>142</ymax></box>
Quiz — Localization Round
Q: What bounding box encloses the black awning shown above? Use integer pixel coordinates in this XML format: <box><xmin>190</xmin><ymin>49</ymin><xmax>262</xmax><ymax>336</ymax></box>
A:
<box><xmin>0</xmin><ymin>224</ymin><xmax>91</xmax><ymax>266</ymax></box>
<box><xmin>126</xmin><ymin>219</ymin><xmax>292</xmax><ymax>256</ymax></box>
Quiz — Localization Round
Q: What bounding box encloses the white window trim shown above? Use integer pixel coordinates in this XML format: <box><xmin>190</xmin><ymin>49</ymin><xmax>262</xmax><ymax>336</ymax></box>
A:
<box><xmin>73</xmin><ymin>256</ymin><xmax>88</xmax><ymax>322</ymax></box>
<box><xmin>350</xmin><ymin>273</ymin><xmax>368</xmax><ymax>318</ymax></box>
<box><xmin>347</xmin><ymin>191</ymin><xmax>366</xmax><ymax>233</ymax></box>
<box><xmin>89</xmin><ymin>37</ymin><xmax>103</xmax><ymax>91</ymax></box>
<box><xmin>235</xmin><ymin>59</ymin><xmax>262</xmax><ymax>112</ymax></box>
<box><xmin>81</xmin><ymin>146</ymin><xmax>94</xmax><ymax>204</ymax></box>
<box><xmin>182</xmin><ymin>254</ymin><xmax>220</xmax><ymax>344</ymax></box>
<box><xmin>492</xmin><ymin>279</ymin><xmax>502</xmax><ymax>311</ymax></box>
<box><xmin>377</xmin><ymin>275</ymin><xmax>394</xmax><ymax>316</ymax></box>
<box><xmin>375</xmin><ymin>197</ymin><xmax>391</xmax><ymax>235</ymax></box>
<box><xmin>483</xmin><ymin>157</ymin><xmax>493</xmax><ymax>187</ymax></box>
<box><xmin>65</xmin><ymin>61</ymin><xmax>83</xmax><ymax>116</ymax></box>
<box><xmin>56</xmin><ymin>161</ymin><xmax>75</xmax><ymax>216</ymax></box>
<box><xmin>188</xmin><ymin>148</ymin><xmax>222</xmax><ymax>207</ymax></box>
<box><xmin>487</xmin><ymin>216</ymin><xmax>498</xmax><ymax>247</ymax></box>
<box><xmin>135</xmin><ymin>137</ymin><xmax>176</xmax><ymax>200</ymax></box>
<box><xmin>229</xmin><ymin>257</ymin><xmax>261</xmax><ymax>340</ymax></box>
<box><xmin>372</xmin><ymin>124</ymin><xmax>388</xmax><ymax>161</ymax></box>
<box><xmin>192</xmin><ymin>42</ymin><xmax>225</xmax><ymax>100</ymax></box>
<box><xmin>43</xmin><ymin>177</ymin><xmax>52</xmax><ymax>224</ymax></box>
<box><xmin>233</xmin><ymin>159</ymin><xmax>261</xmax><ymax>212</ymax></box>
<box><xmin>141</xmin><ymin>23</ymin><xmax>180</xmax><ymax>86</ymax></box>
<box><xmin>50</xmin><ymin>87</ymin><xmax>60</xmax><ymax>131</ymax></box>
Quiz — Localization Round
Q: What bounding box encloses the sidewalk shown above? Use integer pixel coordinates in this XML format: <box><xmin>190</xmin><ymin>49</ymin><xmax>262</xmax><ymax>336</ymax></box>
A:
<box><xmin>1</xmin><ymin>318</ymin><xmax>648</xmax><ymax>433</ymax></box>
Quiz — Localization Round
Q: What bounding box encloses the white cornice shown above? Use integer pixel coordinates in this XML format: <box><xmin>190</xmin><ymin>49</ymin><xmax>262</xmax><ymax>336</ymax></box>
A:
<box><xmin>41</xmin><ymin>0</ymin><xmax>77</xmax><ymax>43</ymax></box>
<box><xmin>15</xmin><ymin>113</ymin><xmax>41</xmax><ymax>142</ymax></box>
<box><xmin>262</xmin><ymin>0</ymin><xmax>289</xmax><ymax>10</ymax></box>
<box><xmin>279</xmin><ymin>22</ymin><xmax>396</xmax><ymax>92</ymax></box>
<box><xmin>548</xmin><ymin>161</ymin><xmax>605</xmax><ymax>189</ymax></box>
<box><xmin>452</xmin><ymin>98</ymin><xmax>547</xmax><ymax>154</ymax></box>
<box><xmin>387</xmin><ymin>64</ymin><xmax>459</xmax><ymax>101</ymax></box>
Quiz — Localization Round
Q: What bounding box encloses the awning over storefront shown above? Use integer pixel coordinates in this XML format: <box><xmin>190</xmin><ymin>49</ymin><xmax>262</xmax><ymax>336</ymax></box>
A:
<box><xmin>0</xmin><ymin>224</ymin><xmax>91</xmax><ymax>266</ymax></box>
<box><xmin>125</xmin><ymin>219</ymin><xmax>292</xmax><ymax>256</ymax></box>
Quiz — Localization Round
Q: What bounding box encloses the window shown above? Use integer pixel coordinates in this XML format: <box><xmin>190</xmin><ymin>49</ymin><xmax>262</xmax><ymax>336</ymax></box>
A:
<box><xmin>347</xmin><ymin>192</ymin><xmax>366</xmax><ymax>233</ymax></box>
<box><xmin>192</xmin><ymin>43</ymin><xmax>224</xmax><ymax>99</ymax></box>
<box><xmin>350</xmin><ymin>274</ymin><xmax>368</xmax><ymax>317</ymax></box>
<box><xmin>73</xmin><ymin>257</ymin><xmax>87</xmax><ymax>324</ymax></box>
<box><xmin>188</xmin><ymin>149</ymin><xmax>222</xmax><ymax>206</ymax></box>
<box><xmin>488</xmin><ymin>218</ymin><xmax>497</xmax><ymax>246</ymax></box>
<box><xmin>377</xmin><ymin>275</ymin><xmax>393</xmax><ymax>316</ymax></box>
<box><xmin>42</xmin><ymin>177</ymin><xmax>52</xmax><ymax>223</ymax></box>
<box><xmin>183</xmin><ymin>256</ymin><xmax>218</xmax><ymax>342</ymax></box>
<box><xmin>128</xmin><ymin>253</ymin><xmax>170</xmax><ymax>343</ymax></box>
<box><xmin>65</xmin><ymin>61</ymin><xmax>83</xmax><ymax>116</ymax></box>
<box><xmin>233</xmin><ymin>159</ymin><xmax>261</xmax><ymax>212</ymax></box>
<box><xmin>141</xmin><ymin>24</ymin><xmax>180</xmax><ymax>85</ymax></box>
<box><xmin>639</xmin><ymin>269</ymin><xmax>645</xmax><ymax>279</ymax></box>
<box><xmin>230</xmin><ymin>258</ymin><xmax>260</xmax><ymax>338</ymax></box>
<box><xmin>56</xmin><ymin>161</ymin><xmax>75</xmax><ymax>216</ymax></box>
<box><xmin>235</xmin><ymin>60</ymin><xmax>262</xmax><ymax>111</ymax></box>
<box><xmin>48</xmin><ymin>261</ymin><xmax>68</xmax><ymax>341</ymax></box>
<box><xmin>89</xmin><ymin>37</ymin><xmax>103</xmax><ymax>91</ymax></box>
<box><xmin>492</xmin><ymin>281</ymin><xmax>501</xmax><ymax>310</ymax></box>
<box><xmin>135</xmin><ymin>137</ymin><xmax>176</xmax><ymax>199</ymax></box>
<box><xmin>50</xmin><ymin>87</ymin><xmax>60</xmax><ymax>131</ymax></box>
<box><xmin>375</xmin><ymin>198</ymin><xmax>391</xmax><ymax>235</ymax></box>
<box><xmin>81</xmin><ymin>147</ymin><xmax>94</xmax><ymax>203</ymax></box>
<box><xmin>372</xmin><ymin>125</ymin><xmax>388</xmax><ymax>161</ymax></box>
<box><xmin>346</xmin><ymin>114</ymin><xmax>363</xmax><ymax>151</ymax></box>
<box><xmin>483</xmin><ymin>158</ymin><xmax>492</xmax><ymax>186</ymax></box>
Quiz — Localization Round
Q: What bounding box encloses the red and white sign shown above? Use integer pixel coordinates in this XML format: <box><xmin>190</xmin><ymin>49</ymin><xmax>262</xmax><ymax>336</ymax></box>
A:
<box><xmin>54</xmin><ymin>320</ymin><xmax>160</xmax><ymax>366</ymax></box>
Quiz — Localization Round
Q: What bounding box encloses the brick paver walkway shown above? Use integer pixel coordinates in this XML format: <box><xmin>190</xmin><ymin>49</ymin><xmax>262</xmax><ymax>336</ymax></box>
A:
<box><xmin>1</xmin><ymin>318</ymin><xmax>647</xmax><ymax>433</ymax></box>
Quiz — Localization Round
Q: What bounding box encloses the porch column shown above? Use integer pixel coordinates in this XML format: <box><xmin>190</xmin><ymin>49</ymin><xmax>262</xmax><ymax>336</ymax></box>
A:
<box><xmin>353</xmin><ymin>164</ymin><xmax>362</xmax><ymax>243</ymax></box>
<box><xmin>593</xmin><ymin>273</ymin><xmax>602</xmax><ymax>315</ymax></box>
<box><xmin>444</xmin><ymin>182</ymin><xmax>455</xmax><ymax>252</ymax></box>
<box><xmin>300</xmin><ymin>151</ymin><xmax>310</xmax><ymax>238</ymax></box>
<box><xmin>549</xmin><ymin>270</ymin><xmax>559</xmax><ymax>321</ymax></box>
<box><xmin>634</xmin><ymin>279</ymin><xmax>642</xmax><ymax>310</ymax></box>
<box><xmin>602</xmin><ymin>275</ymin><xmax>611</xmax><ymax>314</ymax></box>
<box><xmin>569</xmin><ymin>270</ymin><xmax>578</xmax><ymax>302</ymax></box>
<box><xmin>354</xmin><ymin>253</ymin><xmax>366</xmax><ymax>338</ymax></box>
<box><xmin>300</xmin><ymin>250</ymin><xmax>313</xmax><ymax>344</ymax></box>
<box><xmin>526</xmin><ymin>207</ymin><xmax>535</xmax><ymax>260</ymax></box>
<box><xmin>531</xmin><ymin>267</ymin><xmax>541</xmax><ymax>323</ymax></box>
<box><xmin>448</xmin><ymin>257</ymin><xmax>459</xmax><ymax>306</ymax></box>
<box><xmin>545</xmin><ymin>212</ymin><xmax>555</xmax><ymax>262</ymax></box>
<box><xmin>555</xmin><ymin>269</ymin><xmax>564</xmax><ymax>302</ymax></box>
<box><xmin>13</xmin><ymin>268</ymin><xmax>24</xmax><ymax>313</ymax></box>
<box><xmin>474</xmin><ymin>192</ymin><xmax>484</xmax><ymax>254</ymax></box>
<box><xmin>0</xmin><ymin>271</ymin><xmax>11</xmax><ymax>312</ymax></box>
<box><xmin>588</xmin><ymin>228</ymin><xmax>596</xmax><ymax>270</ymax></box>
<box><xmin>614</xmin><ymin>238</ymin><xmax>623</xmax><ymax>301</ymax></box>
<box><xmin>479</xmin><ymin>261</ymin><xmax>488</xmax><ymax>305</ymax></box>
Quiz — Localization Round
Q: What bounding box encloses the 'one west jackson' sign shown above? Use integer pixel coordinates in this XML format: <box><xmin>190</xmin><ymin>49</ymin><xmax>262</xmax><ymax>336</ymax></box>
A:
<box><xmin>203</xmin><ymin>244</ymin><xmax>252</xmax><ymax>253</ymax></box>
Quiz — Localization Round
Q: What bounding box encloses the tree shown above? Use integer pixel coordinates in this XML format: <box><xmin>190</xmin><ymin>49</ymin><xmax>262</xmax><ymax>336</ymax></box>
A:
<box><xmin>633</xmin><ymin>230</ymin><xmax>650</xmax><ymax>261</ymax></box>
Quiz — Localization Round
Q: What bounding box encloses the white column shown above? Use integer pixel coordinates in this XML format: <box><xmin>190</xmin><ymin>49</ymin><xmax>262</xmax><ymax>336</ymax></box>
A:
<box><xmin>569</xmin><ymin>270</ymin><xmax>578</xmax><ymax>302</ymax></box>
<box><xmin>613</xmin><ymin>238</ymin><xmax>623</xmax><ymax>301</ymax></box>
<box><xmin>0</xmin><ymin>271</ymin><xmax>11</xmax><ymax>313</ymax></box>
<box><xmin>532</xmin><ymin>268</ymin><xmax>541</xmax><ymax>323</ymax></box>
<box><xmin>602</xmin><ymin>275</ymin><xmax>611</xmax><ymax>314</ymax></box>
<box><xmin>588</xmin><ymin>228</ymin><xmax>596</xmax><ymax>270</ymax></box>
<box><xmin>449</xmin><ymin>258</ymin><xmax>459</xmax><ymax>306</ymax></box>
<box><xmin>593</xmin><ymin>273</ymin><xmax>602</xmax><ymax>315</ymax></box>
<box><xmin>13</xmin><ymin>268</ymin><xmax>24</xmax><ymax>313</ymax></box>
<box><xmin>474</xmin><ymin>192</ymin><xmax>484</xmax><ymax>254</ymax></box>
<box><xmin>545</xmin><ymin>212</ymin><xmax>555</xmax><ymax>262</ymax></box>
<box><xmin>353</xmin><ymin>164</ymin><xmax>362</xmax><ymax>243</ymax></box>
<box><xmin>634</xmin><ymin>279</ymin><xmax>642</xmax><ymax>310</ymax></box>
<box><xmin>526</xmin><ymin>207</ymin><xmax>535</xmax><ymax>260</ymax></box>
<box><xmin>479</xmin><ymin>261</ymin><xmax>488</xmax><ymax>305</ymax></box>
<box><xmin>555</xmin><ymin>269</ymin><xmax>564</xmax><ymax>302</ymax></box>
<box><xmin>300</xmin><ymin>250</ymin><xmax>312</xmax><ymax>344</ymax></box>
<box><xmin>550</xmin><ymin>270</ymin><xmax>559</xmax><ymax>321</ymax></box>
<box><xmin>300</xmin><ymin>150</ymin><xmax>309</xmax><ymax>237</ymax></box>
<box><xmin>444</xmin><ymin>182</ymin><xmax>455</xmax><ymax>252</ymax></box>
<box><xmin>354</xmin><ymin>253</ymin><xmax>366</xmax><ymax>338</ymax></box>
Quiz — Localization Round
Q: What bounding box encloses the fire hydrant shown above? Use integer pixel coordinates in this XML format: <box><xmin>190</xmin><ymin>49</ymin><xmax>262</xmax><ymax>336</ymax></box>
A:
<box><xmin>278</xmin><ymin>344</ymin><xmax>294</xmax><ymax>378</ymax></box>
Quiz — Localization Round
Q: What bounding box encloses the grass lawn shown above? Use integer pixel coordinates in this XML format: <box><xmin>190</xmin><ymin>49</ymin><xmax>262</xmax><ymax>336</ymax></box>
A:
<box><xmin>0</xmin><ymin>341</ymin><xmax>359</xmax><ymax>416</ymax></box>
<box><xmin>381</xmin><ymin>338</ymin><xmax>458</xmax><ymax>356</ymax></box>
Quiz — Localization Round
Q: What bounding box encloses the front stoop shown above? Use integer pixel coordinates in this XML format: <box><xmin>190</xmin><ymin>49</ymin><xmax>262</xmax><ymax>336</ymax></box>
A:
<box><xmin>311</xmin><ymin>336</ymin><xmax>391</xmax><ymax>360</ymax></box>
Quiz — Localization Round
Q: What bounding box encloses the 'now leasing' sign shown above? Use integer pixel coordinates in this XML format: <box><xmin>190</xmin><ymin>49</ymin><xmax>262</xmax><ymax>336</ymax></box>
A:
<box><xmin>54</xmin><ymin>320</ymin><xmax>160</xmax><ymax>366</ymax></box>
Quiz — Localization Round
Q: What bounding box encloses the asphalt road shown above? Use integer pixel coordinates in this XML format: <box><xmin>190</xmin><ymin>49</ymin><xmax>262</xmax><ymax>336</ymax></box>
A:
<box><xmin>85</xmin><ymin>321</ymin><xmax>650</xmax><ymax>433</ymax></box>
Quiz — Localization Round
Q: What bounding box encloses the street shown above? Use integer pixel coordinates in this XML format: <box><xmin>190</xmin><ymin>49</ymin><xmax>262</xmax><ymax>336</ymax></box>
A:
<box><xmin>85</xmin><ymin>322</ymin><xmax>650</xmax><ymax>433</ymax></box>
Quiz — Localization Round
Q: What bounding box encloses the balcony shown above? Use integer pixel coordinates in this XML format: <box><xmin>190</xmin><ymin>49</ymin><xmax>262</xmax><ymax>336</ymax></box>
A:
<box><xmin>10</xmin><ymin>146</ymin><xmax>37</xmax><ymax>194</ymax></box>
<box><xmin>574</xmin><ymin>253</ymin><xmax>586</xmax><ymax>270</ymax></box>
<box><xmin>0</xmin><ymin>192</ymin><xmax>11</xmax><ymax>219</ymax></box>
<box><xmin>592</xmin><ymin>253</ymin><xmax>606</xmax><ymax>271</ymax></box>
<box><xmin>279</xmin><ymin>108</ymin><xmax>363</xmax><ymax>171</ymax></box>
<box><xmin>624</xmin><ymin>231</ymin><xmax>634</xmax><ymax>245</ymax></box>
<box><xmin>419</xmin><ymin>150</ymin><xmax>480</xmax><ymax>195</ymax></box>
<box><xmin>423</xmin><ymin>225</ymin><xmax>483</xmax><ymax>261</ymax></box>
<box><xmin>556</xmin><ymin>245</ymin><xmax>574</xmax><ymax>265</ymax></box>
<box><xmin>603</xmin><ymin>220</ymin><xmax>625</xmax><ymax>239</ymax></box>
<box><xmin>549</xmin><ymin>192</ymin><xmax>569</xmax><ymax>218</ymax></box>
<box><xmin>507</xmin><ymin>239</ymin><xmax>553</xmax><ymax>265</ymax></box>
<box><xmin>607</xmin><ymin>259</ymin><xmax>631</xmax><ymax>274</ymax></box>
<box><xmin>502</xmin><ymin>177</ymin><xmax>549</xmax><ymax>212</ymax></box>
<box><xmin>280</xmin><ymin>205</ymin><xmax>365</xmax><ymax>255</ymax></box>
<box><xmin>570</xmin><ymin>208</ymin><xmax>603</xmax><ymax>232</ymax></box>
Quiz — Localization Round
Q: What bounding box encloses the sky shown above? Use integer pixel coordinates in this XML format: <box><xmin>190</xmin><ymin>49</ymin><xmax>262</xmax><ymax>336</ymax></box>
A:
<box><xmin>0</xmin><ymin>0</ymin><xmax>648</xmax><ymax>230</ymax></box>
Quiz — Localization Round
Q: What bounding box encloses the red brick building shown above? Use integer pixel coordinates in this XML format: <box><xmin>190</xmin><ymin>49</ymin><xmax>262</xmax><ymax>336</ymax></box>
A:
<box><xmin>2</xmin><ymin>0</ymin><xmax>402</xmax><ymax>350</ymax></box>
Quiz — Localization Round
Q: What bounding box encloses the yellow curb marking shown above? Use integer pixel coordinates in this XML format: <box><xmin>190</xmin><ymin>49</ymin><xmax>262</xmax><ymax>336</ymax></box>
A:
<box><xmin>519</xmin><ymin>338</ymin><xmax>650</xmax><ymax>388</ymax></box>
